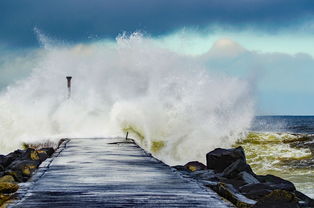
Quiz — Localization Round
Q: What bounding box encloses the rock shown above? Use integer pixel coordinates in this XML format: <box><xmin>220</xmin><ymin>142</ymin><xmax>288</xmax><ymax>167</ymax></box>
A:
<box><xmin>3</xmin><ymin>150</ymin><xmax>24</xmax><ymax>167</ymax></box>
<box><xmin>219</xmin><ymin>178</ymin><xmax>247</xmax><ymax>190</ymax></box>
<box><xmin>36</xmin><ymin>150</ymin><xmax>49</xmax><ymax>162</ymax></box>
<box><xmin>216</xmin><ymin>182</ymin><xmax>256</xmax><ymax>208</ymax></box>
<box><xmin>222</xmin><ymin>159</ymin><xmax>255</xmax><ymax>178</ymax></box>
<box><xmin>0</xmin><ymin>155</ymin><xmax>5</xmax><ymax>166</ymax></box>
<box><xmin>257</xmin><ymin>174</ymin><xmax>296</xmax><ymax>192</ymax></box>
<box><xmin>252</xmin><ymin>189</ymin><xmax>299</xmax><ymax>208</ymax></box>
<box><xmin>21</xmin><ymin>148</ymin><xmax>40</xmax><ymax>161</ymax></box>
<box><xmin>236</xmin><ymin>171</ymin><xmax>260</xmax><ymax>185</ymax></box>
<box><xmin>206</xmin><ymin>146</ymin><xmax>246</xmax><ymax>173</ymax></box>
<box><xmin>6</xmin><ymin>160</ymin><xmax>39</xmax><ymax>182</ymax></box>
<box><xmin>189</xmin><ymin>169</ymin><xmax>217</xmax><ymax>180</ymax></box>
<box><xmin>239</xmin><ymin>183</ymin><xmax>273</xmax><ymax>200</ymax></box>
<box><xmin>0</xmin><ymin>194</ymin><xmax>12</xmax><ymax>206</ymax></box>
<box><xmin>184</xmin><ymin>161</ymin><xmax>206</xmax><ymax>172</ymax></box>
<box><xmin>295</xmin><ymin>190</ymin><xmax>314</xmax><ymax>208</ymax></box>
<box><xmin>172</xmin><ymin>165</ymin><xmax>189</xmax><ymax>172</ymax></box>
<box><xmin>40</xmin><ymin>147</ymin><xmax>55</xmax><ymax>157</ymax></box>
<box><xmin>0</xmin><ymin>182</ymin><xmax>19</xmax><ymax>194</ymax></box>
<box><xmin>0</xmin><ymin>175</ymin><xmax>15</xmax><ymax>183</ymax></box>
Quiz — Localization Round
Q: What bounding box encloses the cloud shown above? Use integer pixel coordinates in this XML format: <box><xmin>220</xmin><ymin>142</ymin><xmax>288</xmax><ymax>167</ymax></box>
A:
<box><xmin>1</xmin><ymin>0</ymin><xmax>314</xmax><ymax>48</ymax></box>
<box><xmin>203</xmin><ymin>38</ymin><xmax>314</xmax><ymax>114</ymax></box>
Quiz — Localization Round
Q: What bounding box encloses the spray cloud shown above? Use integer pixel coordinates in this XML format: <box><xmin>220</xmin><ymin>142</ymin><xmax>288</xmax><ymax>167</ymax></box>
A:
<box><xmin>0</xmin><ymin>32</ymin><xmax>254</xmax><ymax>165</ymax></box>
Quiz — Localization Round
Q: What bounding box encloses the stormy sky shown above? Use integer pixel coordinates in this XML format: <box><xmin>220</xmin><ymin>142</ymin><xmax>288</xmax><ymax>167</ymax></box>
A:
<box><xmin>1</xmin><ymin>0</ymin><xmax>314</xmax><ymax>114</ymax></box>
<box><xmin>1</xmin><ymin>0</ymin><xmax>314</xmax><ymax>48</ymax></box>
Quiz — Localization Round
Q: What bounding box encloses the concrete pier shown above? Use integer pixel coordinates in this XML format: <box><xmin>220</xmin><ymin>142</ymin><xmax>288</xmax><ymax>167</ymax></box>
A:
<box><xmin>9</xmin><ymin>138</ymin><xmax>233</xmax><ymax>207</ymax></box>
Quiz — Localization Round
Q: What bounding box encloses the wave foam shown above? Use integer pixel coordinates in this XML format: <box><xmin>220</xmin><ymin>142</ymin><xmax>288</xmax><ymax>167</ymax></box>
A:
<box><xmin>0</xmin><ymin>33</ymin><xmax>254</xmax><ymax>165</ymax></box>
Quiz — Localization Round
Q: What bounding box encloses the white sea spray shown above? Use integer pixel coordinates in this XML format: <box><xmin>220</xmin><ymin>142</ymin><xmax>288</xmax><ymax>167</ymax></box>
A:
<box><xmin>0</xmin><ymin>33</ymin><xmax>254</xmax><ymax>165</ymax></box>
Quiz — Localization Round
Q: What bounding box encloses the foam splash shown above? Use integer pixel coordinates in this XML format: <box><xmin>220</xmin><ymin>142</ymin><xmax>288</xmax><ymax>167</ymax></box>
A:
<box><xmin>0</xmin><ymin>33</ymin><xmax>254</xmax><ymax>165</ymax></box>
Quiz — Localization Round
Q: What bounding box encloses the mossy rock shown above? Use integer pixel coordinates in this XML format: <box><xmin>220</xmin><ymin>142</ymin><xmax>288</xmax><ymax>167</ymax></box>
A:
<box><xmin>0</xmin><ymin>182</ymin><xmax>19</xmax><ymax>194</ymax></box>
<box><xmin>252</xmin><ymin>189</ymin><xmax>298</xmax><ymax>208</ymax></box>
<box><xmin>0</xmin><ymin>193</ymin><xmax>13</xmax><ymax>206</ymax></box>
<box><xmin>6</xmin><ymin>160</ymin><xmax>39</xmax><ymax>182</ymax></box>
<box><xmin>21</xmin><ymin>148</ymin><xmax>40</xmax><ymax>161</ymax></box>
<box><xmin>35</xmin><ymin>150</ymin><xmax>49</xmax><ymax>162</ymax></box>
<box><xmin>184</xmin><ymin>161</ymin><xmax>207</xmax><ymax>172</ymax></box>
<box><xmin>0</xmin><ymin>175</ymin><xmax>15</xmax><ymax>183</ymax></box>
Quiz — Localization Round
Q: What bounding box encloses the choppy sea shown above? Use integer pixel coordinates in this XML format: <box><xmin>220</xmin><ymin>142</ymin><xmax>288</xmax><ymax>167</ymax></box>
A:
<box><xmin>237</xmin><ymin>116</ymin><xmax>314</xmax><ymax>198</ymax></box>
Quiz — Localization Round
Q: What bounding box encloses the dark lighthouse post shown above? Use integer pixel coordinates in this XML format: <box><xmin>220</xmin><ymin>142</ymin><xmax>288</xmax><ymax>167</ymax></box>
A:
<box><xmin>66</xmin><ymin>76</ymin><xmax>72</xmax><ymax>99</ymax></box>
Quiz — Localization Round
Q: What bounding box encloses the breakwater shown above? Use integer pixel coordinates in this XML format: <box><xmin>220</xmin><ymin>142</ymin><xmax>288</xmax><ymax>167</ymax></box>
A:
<box><xmin>9</xmin><ymin>138</ymin><xmax>233</xmax><ymax>207</ymax></box>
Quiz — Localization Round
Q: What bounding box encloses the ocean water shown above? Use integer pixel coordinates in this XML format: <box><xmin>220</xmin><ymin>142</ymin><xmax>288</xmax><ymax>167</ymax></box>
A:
<box><xmin>237</xmin><ymin>116</ymin><xmax>314</xmax><ymax>198</ymax></box>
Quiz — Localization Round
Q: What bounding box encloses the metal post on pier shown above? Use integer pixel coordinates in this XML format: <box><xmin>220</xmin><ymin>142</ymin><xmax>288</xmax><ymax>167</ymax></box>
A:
<box><xmin>125</xmin><ymin>132</ymin><xmax>129</xmax><ymax>140</ymax></box>
<box><xmin>66</xmin><ymin>76</ymin><xmax>72</xmax><ymax>99</ymax></box>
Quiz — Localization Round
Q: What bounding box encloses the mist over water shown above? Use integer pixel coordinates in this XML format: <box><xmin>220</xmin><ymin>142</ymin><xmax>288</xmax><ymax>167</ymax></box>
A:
<box><xmin>0</xmin><ymin>33</ymin><xmax>254</xmax><ymax>165</ymax></box>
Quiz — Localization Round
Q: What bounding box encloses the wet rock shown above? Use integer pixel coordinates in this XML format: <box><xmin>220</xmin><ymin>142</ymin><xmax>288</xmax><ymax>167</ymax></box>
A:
<box><xmin>6</xmin><ymin>160</ymin><xmax>39</xmax><ymax>182</ymax></box>
<box><xmin>172</xmin><ymin>165</ymin><xmax>188</xmax><ymax>172</ymax></box>
<box><xmin>0</xmin><ymin>194</ymin><xmax>12</xmax><ymax>206</ymax></box>
<box><xmin>216</xmin><ymin>182</ymin><xmax>256</xmax><ymax>208</ymax></box>
<box><xmin>252</xmin><ymin>189</ymin><xmax>299</xmax><ymax>208</ymax></box>
<box><xmin>219</xmin><ymin>178</ymin><xmax>247</xmax><ymax>190</ymax></box>
<box><xmin>36</xmin><ymin>150</ymin><xmax>49</xmax><ymax>162</ymax></box>
<box><xmin>0</xmin><ymin>155</ymin><xmax>5</xmax><ymax>166</ymax></box>
<box><xmin>184</xmin><ymin>161</ymin><xmax>206</xmax><ymax>172</ymax></box>
<box><xmin>239</xmin><ymin>183</ymin><xmax>273</xmax><ymax>200</ymax></box>
<box><xmin>0</xmin><ymin>182</ymin><xmax>19</xmax><ymax>194</ymax></box>
<box><xmin>39</xmin><ymin>147</ymin><xmax>55</xmax><ymax>157</ymax></box>
<box><xmin>257</xmin><ymin>174</ymin><xmax>296</xmax><ymax>191</ymax></box>
<box><xmin>222</xmin><ymin>159</ymin><xmax>255</xmax><ymax>178</ymax></box>
<box><xmin>295</xmin><ymin>190</ymin><xmax>314</xmax><ymax>208</ymax></box>
<box><xmin>21</xmin><ymin>148</ymin><xmax>40</xmax><ymax>161</ymax></box>
<box><xmin>236</xmin><ymin>171</ymin><xmax>260</xmax><ymax>185</ymax></box>
<box><xmin>3</xmin><ymin>150</ymin><xmax>24</xmax><ymax>167</ymax></box>
<box><xmin>206</xmin><ymin>146</ymin><xmax>246</xmax><ymax>173</ymax></box>
<box><xmin>0</xmin><ymin>175</ymin><xmax>16</xmax><ymax>183</ymax></box>
<box><xmin>0</xmin><ymin>165</ymin><xmax>4</xmax><ymax>172</ymax></box>
<box><xmin>189</xmin><ymin>169</ymin><xmax>217</xmax><ymax>180</ymax></box>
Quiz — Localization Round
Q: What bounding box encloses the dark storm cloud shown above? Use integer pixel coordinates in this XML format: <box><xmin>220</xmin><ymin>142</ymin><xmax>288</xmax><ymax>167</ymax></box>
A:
<box><xmin>1</xmin><ymin>0</ymin><xmax>314</xmax><ymax>48</ymax></box>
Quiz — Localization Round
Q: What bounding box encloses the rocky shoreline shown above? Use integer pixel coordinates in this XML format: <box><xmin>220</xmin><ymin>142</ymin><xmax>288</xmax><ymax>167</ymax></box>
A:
<box><xmin>0</xmin><ymin>140</ymin><xmax>66</xmax><ymax>206</ymax></box>
<box><xmin>172</xmin><ymin>146</ymin><xmax>314</xmax><ymax>208</ymax></box>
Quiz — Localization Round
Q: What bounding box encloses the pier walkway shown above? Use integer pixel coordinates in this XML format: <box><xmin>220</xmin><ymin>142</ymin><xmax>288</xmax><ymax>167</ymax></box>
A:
<box><xmin>10</xmin><ymin>138</ymin><xmax>232</xmax><ymax>207</ymax></box>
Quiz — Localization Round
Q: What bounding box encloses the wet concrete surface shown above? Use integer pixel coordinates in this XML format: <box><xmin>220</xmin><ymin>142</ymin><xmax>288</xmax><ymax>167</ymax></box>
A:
<box><xmin>9</xmin><ymin>138</ymin><xmax>233</xmax><ymax>207</ymax></box>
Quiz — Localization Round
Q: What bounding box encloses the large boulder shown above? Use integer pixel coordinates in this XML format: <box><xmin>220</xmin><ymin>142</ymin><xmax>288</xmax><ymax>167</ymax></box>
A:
<box><xmin>6</xmin><ymin>160</ymin><xmax>39</xmax><ymax>182</ymax></box>
<box><xmin>206</xmin><ymin>146</ymin><xmax>246</xmax><ymax>173</ymax></box>
<box><xmin>20</xmin><ymin>148</ymin><xmax>40</xmax><ymax>161</ymax></box>
<box><xmin>184</xmin><ymin>161</ymin><xmax>207</xmax><ymax>172</ymax></box>
<box><xmin>0</xmin><ymin>182</ymin><xmax>19</xmax><ymax>194</ymax></box>
<box><xmin>0</xmin><ymin>175</ymin><xmax>15</xmax><ymax>183</ymax></box>
<box><xmin>215</xmin><ymin>182</ymin><xmax>256</xmax><ymax>208</ymax></box>
<box><xmin>2</xmin><ymin>150</ymin><xmax>25</xmax><ymax>167</ymax></box>
<box><xmin>239</xmin><ymin>183</ymin><xmax>274</xmax><ymax>200</ymax></box>
<box><xmin>236</xmin><ymin>171</ymin><xmax>260</xmax><ymax>185</ymax></box>
<box><xmin>252</xmin><ymin>189</ymin><xmax>299</xmax><ymax>208</ymax></box>
<box><xmin>256</xmin><ymin>175</ymin><xmax>296</xmax><ymax>192</ymax></box>
<box><xmin>222</xmin><ymin>159</ymin><xmax>255</xmax><ymax>178</ymax></box>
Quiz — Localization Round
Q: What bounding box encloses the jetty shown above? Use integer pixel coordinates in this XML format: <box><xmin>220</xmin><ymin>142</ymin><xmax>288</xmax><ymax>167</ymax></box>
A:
<box><xmin>9</xmin><ymin>137</ymin><xmax>233</xmax><ymax>207</ymax></box>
